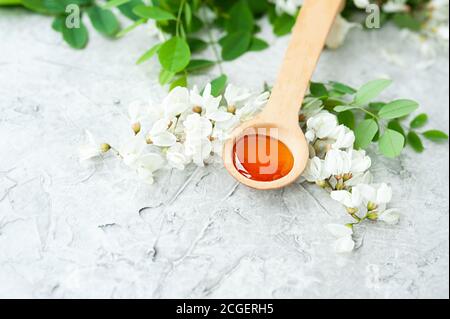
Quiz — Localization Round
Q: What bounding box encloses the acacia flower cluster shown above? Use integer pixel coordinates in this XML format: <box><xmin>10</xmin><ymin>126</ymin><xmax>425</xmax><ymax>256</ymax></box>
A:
<box><xmin>79</xmin><ymin>82</ymin><xmax>400</xmax><ymax>253</ymax></box>
<box><xmin>300</xmin><ymin>101</ymin><xmax>400</xmax><ymax>253</ymax></box>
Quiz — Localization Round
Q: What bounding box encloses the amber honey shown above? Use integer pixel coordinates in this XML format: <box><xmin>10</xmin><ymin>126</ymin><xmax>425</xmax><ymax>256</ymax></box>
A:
<box><xmin>232</xmin><ymin>134</ymin><xmax>294</xmax><ymax>182</ymax></box>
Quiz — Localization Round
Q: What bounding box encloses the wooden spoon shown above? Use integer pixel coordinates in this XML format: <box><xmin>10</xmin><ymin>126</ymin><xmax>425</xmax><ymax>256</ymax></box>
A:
<box><xmin>223</xmin><ymin>0</ymin><xmax>344</xmax><ymax>190</ymax></box>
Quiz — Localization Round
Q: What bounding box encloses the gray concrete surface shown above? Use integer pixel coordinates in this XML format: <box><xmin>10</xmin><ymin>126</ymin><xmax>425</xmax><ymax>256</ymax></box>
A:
<box><xmin>0</xmin><ymin>8</ymin><xmax>449</xmax><ymax>298</ymax></box>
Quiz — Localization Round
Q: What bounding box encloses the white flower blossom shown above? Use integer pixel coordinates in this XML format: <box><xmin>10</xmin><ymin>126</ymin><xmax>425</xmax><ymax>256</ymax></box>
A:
<box><xmin>79</xmin><ymin>130</ymin><xmax>106</xmax><ymax>161</ymax></box>
<box><xmin>224</xmin><ymin>84</ymin><xmax>252</xmax><ymax>108</ymax></box>
<box><xmin>306</xmin><ymin>111</ymin><xmax>339</xmax><ymax>140</ymax></box>
<box><xmin>326</xmin><ymin>224</ymin><xmax>355</xmax><ymax>253</ymax></box>
<box><xmin>162</xmin><ymin>86</ymin><xmax>191</xmax><ymax>119</ymax></box>
<box><xmin>269</xmin><ymin>0</ymin><xmax>303</xmax><ymax>16</ymax></box>
<box><xmin>324</xmin><ymin>149</ymin><xmax>352</xmax><ymax>176</ymax></box>
<box><xmin>331</xmin><ymin>125</ymin><xmax>356</xmax><ymax>150</ymax></box>
<box><xmin>302</xmin><ymin>157</ymin><xmax>330</xmax><ymax>182</ymax></box>
<box><xmin>357</xmin><ymin>183</ymin><xmax>393</xmax><ymax>207</ymax></box>
<box><xmin>166</xmin><ymin>143</ymin><xmax>190</xmax><ymax>170</ymax></box>
<box><xmin>382</xmin><ymin>0</ymin><xmax>409</xmax><ymax>13</ymax></box>
<box><xmin>191</xmin><ymin>84</ymin><xmax>232</xmax><ymax>122</ymax></box>
<box><xmin>235</xmin><ymin>92</ymin><xmax>270</xmax><ymax>121</ymax></box>
<box><xmin>353</xmin><ymin>0</ymin><xmax>370</xmax><ymax>9</ymax></box>
<box><xmin>183</xmin><ymin>113</ymin><xmax>213</xmax><ymax>166</ymax></box>
<box><xmin>378</xmin><ymin>208</ymin><xmax>401</xmax><ymax>225</ymax></box>
<box><xmin>147</xmin><ymin>118</ymin><xmax>177</xmax><ymax>147</ymax></box>
<box><xmin>331</xmin><ymin>188</ymin><xmax>363</xmax><ymax>209</ymax></box>
<box><xmin>350</xmin><ymin>149</ymin><xmax>372</xmax><ymax>174</ymax></box>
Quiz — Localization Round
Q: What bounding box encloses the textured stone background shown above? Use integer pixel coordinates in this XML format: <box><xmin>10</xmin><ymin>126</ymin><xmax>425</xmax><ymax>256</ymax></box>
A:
<box><xmin>0</xmin><ymin>8</ymin><xmax>449</xmax><ymax>299</ymax></box>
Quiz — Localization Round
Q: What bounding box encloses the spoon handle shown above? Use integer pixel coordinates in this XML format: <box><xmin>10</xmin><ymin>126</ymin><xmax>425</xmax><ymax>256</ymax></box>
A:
<box><xmin>263</xmin><ymin>0</ymin><xmax>344</xmax><ymax>124</ymax></box>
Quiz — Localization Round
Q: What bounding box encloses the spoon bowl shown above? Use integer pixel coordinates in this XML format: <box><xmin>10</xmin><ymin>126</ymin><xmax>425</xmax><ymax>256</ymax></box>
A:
<box><xmin>222</xmin><ymin>0</ymin><xmax>344</xmax><ymax>190</ymax></box>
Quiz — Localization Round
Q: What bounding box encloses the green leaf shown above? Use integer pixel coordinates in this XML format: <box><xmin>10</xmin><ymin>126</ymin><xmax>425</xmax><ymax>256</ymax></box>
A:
<box><xmin>184</xmin><ymin>2</ymin><xmax>192</xmax><ymax>29</ymax></box>
<box><xmin>116</xmin><ymin>18</ymin><xmax>145</xmax><ymax>37</ymax></box>
<box><xmin>310</xmin><ymin>82</ymin><xmax>328</xmax><ymax>98</ymax></box>
<box><xmin>51</xmin><ymin>15</ymin><xmax>65</xmax><ymax>33</ymax></box>
<box><xmin>159</xmin><ymin>69</ymin><xmax>175</xmax><ymax>85</ymax></box>
<box><xmin>186</xmin><ymin>59</ymin><xmax>216</xmax><ymax>72</ymax></box>
<box><xmin>410</xmin><ymin>113</ymin><xmax>428</xmax><ymax>129</ymax></box>
<box><xmin>387</xmin><ymin>120</ymin><xmax>406</xmax><ymax>137</ymax></box>
<box><xmin>249</xmin><ymin>37</ymin><xmax>269</xmax><ymax>52</ymax></box>
<box><xmin>393</xmin><ymin>13</ymin><xmax>422</xmax><ymax>32</ymax></box>
<box><xmin>62</xmin><ymin>21</ymin><xmax>89</xmax><ymax>49</ymax></box>
<box><xmin>272</xmin><ymin>13</ymin><xmax>295</xmax><ymax>36</ymax></box>
<box><xmin>407</xmin><ymin>131</ymin><xmax>424</xmax><ymax>153</ymax></box>
<box><xmin>354</xmin><ymin>119</ymin><xmax>379</xmax><ymax>149</ymax></box>
<box><xmin>422</xmin><ymin>130</ymin><xmax>449</xmax><ymax>142</ymax></box>
<box><xmin>170</xmin><ymin>75</ymin><xmax>188</xmax><ymax>91</ymax></box>
<box><xmin>220</xmin><ymin>31</ymin><xmax>252</xmax><ymax>61</ymax></box>
<box><xmin>353</xmin><ymin>79</ymin><xmax>392</xmax><ymax>106</ymax></box>
<box><xmin>210</xmin><ymin>74</ymin><xmax>228</xmax><ymax>97</ymax></box>
<box><xmin>136</xmin><ymin>43</ymin><xmax>162</xmax><ymax>65</ymax></box>
<box><xmin>378</xmin><ymin>99</ymin><xmax>419</xmax><ymax>119</ymax></box>
<box><xmin>334</xmin><ymin>105</ymin><xmax>360</xmax><ymax>112</ymax></box>
<box><xmin>379</xmin><ymin>129</ymin><xmax>405</xmax><ymax>158</ymax></box>
<box><xmin>116</xmin><ymin>0</ymin><xmax>144</xmax><ymax>21</ymax></box>
<box><xmin>87</xmin><ymin>6</ymin><xmax>120</xmax><ymax>37</ymax></box>
<box><xmin>330</xmin><ymin>81</ymin><xmax>356</xmax><ymax>95</ymax></box>
<box><xmin>337</xmin><ymin>111</ymin><xmax>355</xmax><ymax>130</ymax></box>
<box><xmin>188</xmin><ymin>37</ymin><xmax>208</xmax><ymax>53</ymax></box>
<box><xmin>133</xmin><ymin>5</ymin><xmax>176</xmax><ymax>21</ymax></box>
<box><xmin>158</xmin><ymin>37</ymin><xmax>191</xmax><ymax>73</ymax></box>
<box><xmin>226</xmin><ymin>0</ymin><xmax>254</xmax><ymax>33</ymax></box>
<box><xmin>103</xmin><ymin>0</ymin><xmax>130</xmax><ymax>9</ymax></box>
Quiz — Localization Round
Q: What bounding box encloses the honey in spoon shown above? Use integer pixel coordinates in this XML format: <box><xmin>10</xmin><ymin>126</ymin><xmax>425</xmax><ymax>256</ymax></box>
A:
<box><xmin>232</xmin><ymin>133</ymin><xmax>294</xmax><ymax>182</ymax></box>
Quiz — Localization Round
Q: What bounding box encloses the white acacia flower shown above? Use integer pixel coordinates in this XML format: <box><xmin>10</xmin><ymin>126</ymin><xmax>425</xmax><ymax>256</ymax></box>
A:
<box><xmin>350</xmin><ymin>149</ymin><xmax>372</xmax><ymax>174</ymax></box>
<box><xmin>183</xmin><ymin>113</ymin><xmax>213</xmax><ymax>166</ymax></box>
<box><xmin>269</xmin><ymin>0</ymin><xmax>303</xmax><ymax>16</ymax></box>
<box><xmin>330</xmin><ymin>188</ymin><xmax>363</xmax><ymax>209</ymax></box>
<box><xmin>324</xmin><ymin>149</ymin><xmax>352</xmax><ymax>176</ymax></box>
<box><xmin>326</xmin><ymin>15</ymin><xmax>359</xmax><ymax>50</ymax></box>
<box><xmin>353</xmin><ymin>0</ymin><xmax>370</xmax><ymax>8</ymax></box>
<box><xmin>191</xmin><ymin>84</ymin><xmax>232</xmax><ymax>122</ymax></box>
<box><xmin>378</xmin><ymin>208</ymin><xmax>401</xmax><ymax>225</ymax></box>
<box><xmin>235</xmin><ymin>91</ymin><xmax>270</xmax><ymax>121</ymax></box>
<box><xmin>224</xmin><ymin>84</ymin><xmax>252</xmax><ymax>108</ymax></box>
<box><xmin>331</xmin><ymin>125</ymin><xmax>356</xmax><ymax>150</ymax></box>
<box><xmin>79</xmin><ymin>130</ymin><xmax>106</xmax><ymax>161</ymax></box>
<box><xmin>302</xmin><ymin>157</ymin><xmax>330</xmax><ymax>182</ymax></box>
<box><xmin>135</xmin><ymin>153</ymin><xmax>165</xmax><ymax>184</ymax></box>
<box><xmin>183</xmin><ymin>113</ymin><xmax>213</xmax><ymax>138</ymax></box>
<box><xmin>147</xmin><ymin>118</ymin><xmax>177</xmax><ymax>147</ymax></box>
<box><xmin>162</xmin><ymin>86</ymin><xmax>191</xmax><ymax>119</ymax></box>
<box><xmin>354</xmin><ymin>183</ymin><xmax>393</xmax><ymax>214</ymax></box>
<box><xmin>326</xmin><ymin>224</ymin><xmax>355</xmax><ymax>253</ymax></box>
<box><xmin>306</xmin><ymin>111</ymin><xmax>338</xmax><ymax>140</ymax></box>
<box><xmin>383</xmin><ymin>0</ymin><xmax>409</xmax><ymax>13</ymax></box>
<box><xmin>346</xmin><ymin>171</ymin><xmax>373</xmax><ymax>187</ymax></box>
<box><xmin>127</xmin><ymin>101</ymin><xmax>151</xmax><ymax>125</ymax></box>
<box><xmin>166</xmin><ymin>143</ymin><xmax>190</xmax><ymax>170</ymax></box>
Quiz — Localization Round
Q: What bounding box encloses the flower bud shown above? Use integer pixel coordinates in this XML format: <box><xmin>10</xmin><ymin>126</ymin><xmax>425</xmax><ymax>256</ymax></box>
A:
<box><xmin>100</xmin><ymin>143</ymin><xmax>111</xmax><ymax>153</ymax></box>
<box><xmin>227</xmin><ymin>105</ymin><xmax>236</xmax><ymax>114</ymax></box>
<box><xmin>343</xmin><ymin>173</ymin><xmax>353</xmax><ymax>181</ymax></box>
<box><xmin>192</xmin><ymin>106</ymin><xmax>202</xmax><ymax>114</ymax></box>
<box><xmin>316</xmin><ymin>180</ymin><xmax>327</xmax><ymax>188</ymax></box>
<box><xmin>335</xmin><ymin>180</ymin><xmax>345</xmax><ymax>190</ymax></box>
<box><xmin>367</xmin><ymin>212</ymin><xmax>378</xmax><ymax>220</ymax></box>
<box><xmin>346</xmin><ymin>207</ymin><xmax>358</xmax><ymax>215</ymax></box>
<box><xmin>298</xmin><ymin>114</ymin><xmax>306</xmax><ymax>122</ymax></box>
<box><xmin>131</xmin><ymin>122</ymin><xmax>141</xmax><ymax>135</ymax></box>
<box><xmin>146</xmin><ymin>136</ymin><xmax>153</xmax><ymax>144</ymax></box>
<box><xmin>367</xmin><ymin>201</ymin><xmax>378</xmax><ymax>211</ymax></box>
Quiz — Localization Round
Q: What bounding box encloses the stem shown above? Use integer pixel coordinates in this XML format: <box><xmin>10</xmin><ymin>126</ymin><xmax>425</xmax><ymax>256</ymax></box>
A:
<box><xmin>358</xmin><ymin>107</ymin><xmax>380</xmax><ymax>120</ymax></box>
<box><xmin>175</xmin><ymin>0</ymin><xmax>186</xmax><ymax>37</ymax></box>
<box><xmin>201</xmin><ymin>8</ymin><xmax>224</xmax><ymax>74</ymax></box>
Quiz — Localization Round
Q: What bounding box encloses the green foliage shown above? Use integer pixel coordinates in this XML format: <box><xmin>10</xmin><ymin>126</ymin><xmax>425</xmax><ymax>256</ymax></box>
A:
<box><xmin>305</xmin><ymin>79</ymin><xmax>448</xmax><ymax>158</ymax></box>
<box><xmin>9</xmin><ymin>0</ymin><xmax>436</xmax><ymax>89</ymax></box>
